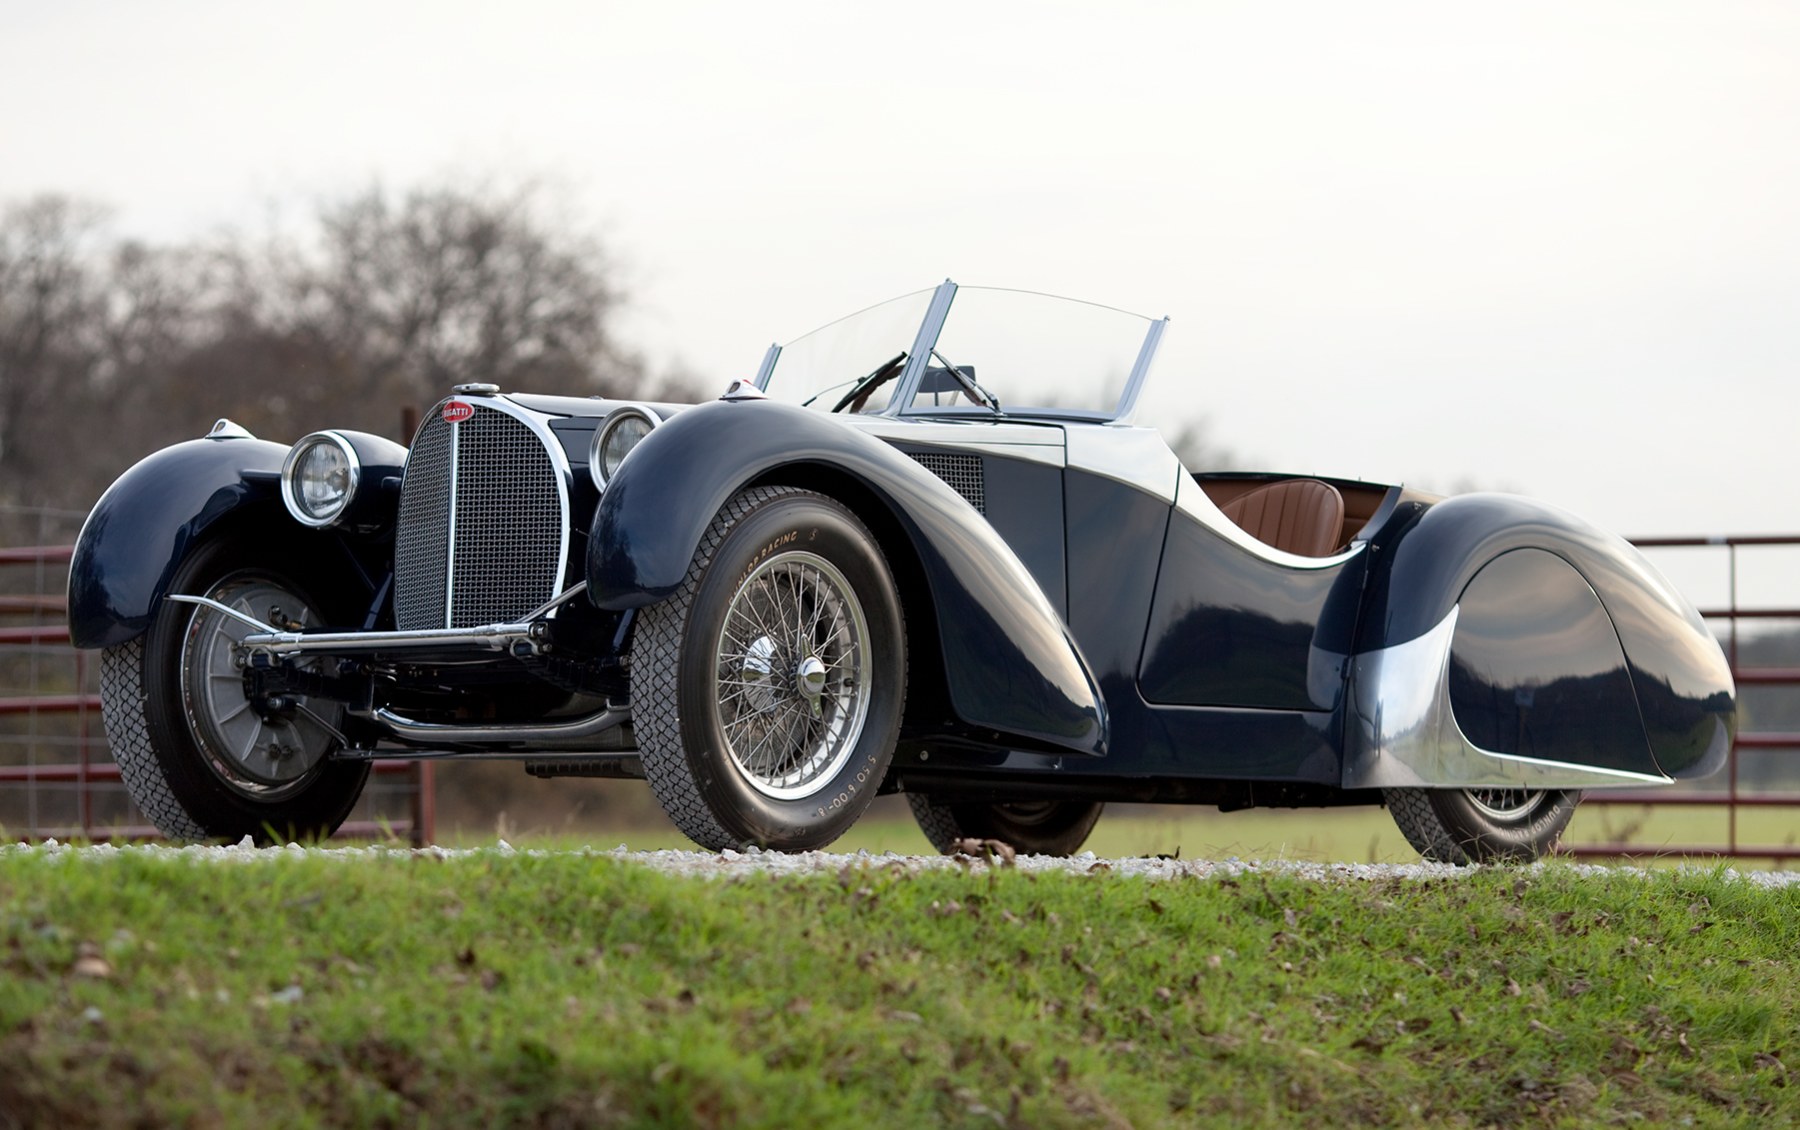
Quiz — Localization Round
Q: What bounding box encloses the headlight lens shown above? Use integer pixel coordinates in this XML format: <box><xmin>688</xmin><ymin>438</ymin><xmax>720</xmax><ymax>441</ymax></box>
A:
<box><xmin>589</xmin><ymin>407</ymin><xmax>659</xmax><ymax>487</ymax></box>
<box><xmin>281</xmin><ymin>432</ymin><xmax>360</xmax><ymax>527</ymax></box>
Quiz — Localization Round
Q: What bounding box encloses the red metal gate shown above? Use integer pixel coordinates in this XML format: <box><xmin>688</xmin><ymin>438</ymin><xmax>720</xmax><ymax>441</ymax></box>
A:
<box><xmin>0</xmin><ymin>529</ymin><xmax>433</xmax><ymax>844</ymax></box>
<box><xmin>1569</xmin><ymin>535</ymin><xmax>1800</xmax><ymax>861</ymax></box>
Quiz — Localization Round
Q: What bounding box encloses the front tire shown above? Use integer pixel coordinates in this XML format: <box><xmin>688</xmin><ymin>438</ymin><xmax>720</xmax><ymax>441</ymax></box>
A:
<box><xmin>99</xmin><ymin>535</ymin><xmax>370</xmax><ymax>842</ymax></box>
<box><xmin>1385</xmin><ymin>787</ymin><xmax>1580</xmax><ymax>863</ymax></box>
<box><xmin>908</xmin><ymin>794</ymin><xmax>1104</xmax><ymax>857</ymax></box>
<box><xmin>632</xmin><ymin>487</ymin><xmax>906</xmax><ymax>851</ymax></box>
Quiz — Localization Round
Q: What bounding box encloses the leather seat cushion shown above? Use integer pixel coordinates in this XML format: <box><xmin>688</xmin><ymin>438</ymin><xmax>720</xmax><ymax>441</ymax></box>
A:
<box><xmin>1219</xmin><ymin>479</ymin><xmax>1346</xmax><ymax>558</ymax></box>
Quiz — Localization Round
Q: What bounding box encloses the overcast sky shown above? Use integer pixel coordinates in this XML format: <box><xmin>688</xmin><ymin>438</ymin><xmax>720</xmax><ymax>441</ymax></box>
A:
<box><xmin>4</xmin><ymin>0</ymin><xmax>1797</xmax><ymax>543</ymax></box>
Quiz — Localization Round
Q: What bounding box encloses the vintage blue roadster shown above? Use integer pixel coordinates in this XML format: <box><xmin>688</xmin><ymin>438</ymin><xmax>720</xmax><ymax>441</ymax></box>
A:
<box><xmin>68</xmin><ymin>281</ymin><xmax>1734</xmax><ymax>861</ymax></box>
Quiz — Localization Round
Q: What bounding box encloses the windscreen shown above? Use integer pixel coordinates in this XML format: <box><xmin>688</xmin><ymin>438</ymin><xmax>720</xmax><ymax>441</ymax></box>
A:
<box><xmin>759</xmin><ymin>289</ymin><xmax>934</xmax><ymax>412</ymax></box>
<box><xmin>902</xmin><ymin>287</ymin><xmax>1156</xmax><ymax>420</ymax></box>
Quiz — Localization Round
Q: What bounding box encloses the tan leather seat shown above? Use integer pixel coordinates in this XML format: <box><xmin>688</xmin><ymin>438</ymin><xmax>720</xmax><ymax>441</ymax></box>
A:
<box><xmin>1220</xmin><ymin>479</ymin><xmax>1346</xmax><ymax>558</ymax></box>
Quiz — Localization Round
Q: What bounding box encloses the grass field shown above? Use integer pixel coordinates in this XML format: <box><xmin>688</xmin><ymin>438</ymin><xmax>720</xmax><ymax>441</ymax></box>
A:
<box><xmin>3</xmin><ymin>847</ymin><xmax>1798</xmax><ymax>1127</ymax></box>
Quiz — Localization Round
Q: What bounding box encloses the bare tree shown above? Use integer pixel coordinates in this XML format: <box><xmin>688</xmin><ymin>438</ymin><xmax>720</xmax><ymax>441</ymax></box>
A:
<box><xmin>2</xmin><ymin>179</ymin><xmax>689</xmax><ymax>508</ymax></box>
<box><xmin>0</xmin><ymin>196</ymin><xmax>109</xmax><ymax>497</ymax></box>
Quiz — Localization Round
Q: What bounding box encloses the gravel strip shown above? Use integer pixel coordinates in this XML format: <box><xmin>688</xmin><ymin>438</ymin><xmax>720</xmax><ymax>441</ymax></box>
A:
<box><xmin>9</xmin><ymin>838</ymin><xmax>1800</xmax><ymax>887</ymax></box>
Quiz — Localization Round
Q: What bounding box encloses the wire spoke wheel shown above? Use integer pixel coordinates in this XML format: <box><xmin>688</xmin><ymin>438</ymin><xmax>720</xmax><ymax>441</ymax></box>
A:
<box><xmin>1385</xmin><ymin>785</ymin><xmax>1580</xmax><ymax>864</ymax></box>
<box><xmin>633</xmin><ymin>487</ymin><xmax>906</xmax><ymax>852</ymax></box>
<box><xmin>714</xmin><ymin>552</ymin><xmax>872</xmax><ymax>800</ymax></box>
<box><xmin>1463</xmin><ymin>788</ymin><xmax>1547</xmax><ymax>822</ymax></box>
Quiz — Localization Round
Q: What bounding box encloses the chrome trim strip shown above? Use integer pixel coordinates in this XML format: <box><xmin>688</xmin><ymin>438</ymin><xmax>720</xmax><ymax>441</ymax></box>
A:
<box><xmin>420</xmin><ymin>396</ymin><xmax>576</xmax><ymax>631</ymax></box>
<box><xmin>239</xmin><ymin>622</ymin><xmax>537</xmax><ymax>654</ymax></box>
<box><xmin>1173</xmin><ymin>472</ymin><xmax>1364</xmax><ymax>571</ymax></box>
<box><xmin>886</xmin><ymin>279</ymin><xmax>959</xmax><ymax>416</ymax></box>
<box><xmin>490</xmin><ymin>396</ymin><xmax>574</xmax><ymax>606</ymax></box>
<box><xmin>370</xmin><ymin>702</ymin><xmax>631</xmax><ymax>745</ymax></box>
<box><xmin>443</xmin><ymin>417</ymin><xmax>460</xmax><ymax>627</ymax></box>
<box><xmin>1112</xmin><ymin>315</ymin><xmax>1169</xmax><ymax>425</ymax></box>
<box><xmin>280</xmin><ymin>431</ymin><xmax>362</xmax><ymax>529</ymax></box>
<box><xmin>588</xmin><ymin>404</ymin><xmax>661</xmax><ymax>489</ymax></box>
<box><xmin>522</xmin><ymin>581</ymin><xmax>588</xmax><ymax>622</ymax></box>
<box><xmin>172</xmin><ymin>583</ymin><xmax>593</xmax><ymax>658</ymax></box>
<box><xmin>1343</xmin><ymin>606</ymin><xmax>1674</xmax><ymax>790</ymax></box>
<box><xmin>753</xmin><ymin>342</ymin><xmax>780</xmax><ymax>391</ymax></box>
<box><xmin>339</xmin><ymin>748</ymin><xmax>640</xmax><ymax>763</ymax></box>
<box><xmin>164</xmin><ymin>594</ymin><xmax>281</xmax><ymax>634</ymax></box>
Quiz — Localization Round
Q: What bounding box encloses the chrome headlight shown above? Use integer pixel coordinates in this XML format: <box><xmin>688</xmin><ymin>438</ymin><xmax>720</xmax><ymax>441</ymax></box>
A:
<box><xmin>281</xmin><ymin>431</ymin><xmax>361</xmax><ymax>528</ymax></box>
<box><xmin>589</xmin><ymin>406</ymin><xmax>659</xmax><ymax>488</ymax></box>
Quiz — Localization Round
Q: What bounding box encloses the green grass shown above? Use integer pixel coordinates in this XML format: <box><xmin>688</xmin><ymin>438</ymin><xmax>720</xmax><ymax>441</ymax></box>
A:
<box><xmin>3</xmin><ymin>848</ymin><xmax>1799</xmax><ymax>1126</ymax></box>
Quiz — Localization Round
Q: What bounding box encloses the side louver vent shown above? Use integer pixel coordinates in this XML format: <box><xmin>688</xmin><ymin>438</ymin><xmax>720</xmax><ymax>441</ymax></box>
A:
<box><xmin>908</xmin><ymin>451</ymin><xmax>985</xmax><ymax>514</ymax></box>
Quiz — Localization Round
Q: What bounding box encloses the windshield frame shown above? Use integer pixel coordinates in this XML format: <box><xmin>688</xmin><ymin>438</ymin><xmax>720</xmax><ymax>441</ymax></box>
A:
<box><xmin>755</xmin><ymin>280</ymin><xmax>1169</xmax><ymax>424</ymax></box>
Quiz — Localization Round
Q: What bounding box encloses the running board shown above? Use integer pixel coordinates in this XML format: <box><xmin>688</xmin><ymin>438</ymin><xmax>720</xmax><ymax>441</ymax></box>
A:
<box><xmin>364</xmin><ymin>701</ymin><xmax>632</xmax><ymax>748</ymax></box>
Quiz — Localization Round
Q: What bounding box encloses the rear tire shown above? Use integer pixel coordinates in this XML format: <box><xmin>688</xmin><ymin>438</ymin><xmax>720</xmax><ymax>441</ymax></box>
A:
<box><xmin>100</xmin><ymin>535</ymin><xmax>369</xmax><ymax>842</ymax></box>
<box><xmin>1385</xmin><ymin>787</ymin><xmax>1580</xmax><ymax>863</ymax></box>
<box><xmin>908</xmin><ymin>794</ymin><xmax>1103</xmax><ymax>857</ymax></box>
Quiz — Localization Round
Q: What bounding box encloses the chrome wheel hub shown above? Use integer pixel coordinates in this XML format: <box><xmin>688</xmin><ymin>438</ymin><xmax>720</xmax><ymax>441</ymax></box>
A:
<box><xmin>713</xmin><ymin>550</ymin><xmax>871</xmax><ymax>800</ymax></box>
<box><xmin>179</xmin><ymin>578</ymin><xmax>342</xmax><ymax>800</ymax></box>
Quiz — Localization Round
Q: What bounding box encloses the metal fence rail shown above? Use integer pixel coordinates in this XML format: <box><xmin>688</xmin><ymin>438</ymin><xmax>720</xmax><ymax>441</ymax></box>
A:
<box><xmin>3</xmin><ymin>511</ymin><xmax>1796</xmax><ymax>858</ymax></box>
<box><xmin>0</xmin><ymin>522</ymin><xmax>433</xmax><ymax>844</ymax></box>
<box><xmin>1568</xmin><ymin>535</ymin><xmax>1800</xmax><ymax>861</ymax></box>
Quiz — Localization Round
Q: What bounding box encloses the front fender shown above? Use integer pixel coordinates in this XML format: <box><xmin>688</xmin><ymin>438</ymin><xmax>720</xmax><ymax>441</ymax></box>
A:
<box><xmin>1348</xmin><ymin>493</ymin><xmax>1734</xmax><ymax>786</ymax></box>
<box><xmin>68</xmin><ymin>429</ymin><xmax>407</xmax><ymax>650</ymax></box>
<box><xmin>587</xmin><ymin>400</ymin><xmax>1106</xmax><ymax>756</ymax></box>
<box><xmin>68</xmin><ymin>436</ymin><xmax>291</xmax><ymax>649</ymax></box>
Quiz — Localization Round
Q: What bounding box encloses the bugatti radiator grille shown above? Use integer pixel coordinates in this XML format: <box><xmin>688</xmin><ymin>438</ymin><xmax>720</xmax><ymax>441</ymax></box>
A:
<box><xmin>908</xmin><ymin>451</ymin><xmax>986</xmax><ymax>514</ymax></box>
<box><xmin>393</xmin><ymin>404</ymin><xmax>567</xmax><ymax>631</ymax></box>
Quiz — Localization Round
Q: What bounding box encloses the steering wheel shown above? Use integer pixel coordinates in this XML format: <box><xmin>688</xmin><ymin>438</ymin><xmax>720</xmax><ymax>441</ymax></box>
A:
<box><xmin>831</xmin><ymin>353</ymin><xmax>907</xmax><ymax>414</ymax></box>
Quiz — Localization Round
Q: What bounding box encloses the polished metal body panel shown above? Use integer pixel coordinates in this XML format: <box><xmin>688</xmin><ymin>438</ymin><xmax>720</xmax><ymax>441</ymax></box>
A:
<box><xmin>585</xmin><ymin>398</ymin><xmax>1107</xmax><ymax>757</ymax></box>
<box><xmin>1349</xmin><ymin>492</ymin><xmax>1734</xmax><ymax>782</ymax></box>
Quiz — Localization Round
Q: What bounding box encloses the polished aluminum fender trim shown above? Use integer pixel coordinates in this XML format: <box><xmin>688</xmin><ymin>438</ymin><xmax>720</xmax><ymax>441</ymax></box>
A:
<box><xmin>1064</xmin><ymin>424</ymin><xmax>1183</xmax><ymax>503</ymax></box>
<box><xmin>1342</xmin><ymin>606</ymin><xmax>1673</xmax><ymax>790</ymax></box>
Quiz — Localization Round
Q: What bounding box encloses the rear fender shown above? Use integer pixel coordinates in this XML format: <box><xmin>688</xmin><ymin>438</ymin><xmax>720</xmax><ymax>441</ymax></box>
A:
<box><xmin>1346</xmin><ymin>494</ymin><xmax>1733</xmax><ymax>788</ymax></box>
<box><xmin>587</xmin><ymin>399</ymin><xmax>1106</xmax><ymax>756</ymax></box>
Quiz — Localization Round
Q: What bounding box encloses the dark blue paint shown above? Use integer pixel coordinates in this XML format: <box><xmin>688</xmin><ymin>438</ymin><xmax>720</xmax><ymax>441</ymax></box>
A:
<box><xmin>68</xmin><ymin>437</ymin><xmax>290</xmax><ymax>649</ymax></box>
<box><xmin>1449</xmin><ymin>548</ymin><xmax>1656</xmax><ymax>775</ymax></box>
<box><xmin>68</xmin><ymin>431</ymin><xmax>406</xmax><ymax>650</ymax></box>
<box><xmin>1358</xmin><ymin>492</ymin><xmax>1734</xmax><ymax>779</ymax></box>
<box><xmin>586</xmin><ymin>399</ymin><xmax>1107</xmax><ymax>756</ymax></box>
<box><xmin>1139</xmin><ymin>510</ymin><xmax>1363</xmax><ymax>711</ymax></box>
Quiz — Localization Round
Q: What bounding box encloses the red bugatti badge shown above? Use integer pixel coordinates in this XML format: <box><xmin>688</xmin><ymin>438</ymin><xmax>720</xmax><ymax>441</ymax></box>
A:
<box><xmin>442</xmin><ymin>401</ymin><xmax>475</xmax><ymax>424</ymax></box>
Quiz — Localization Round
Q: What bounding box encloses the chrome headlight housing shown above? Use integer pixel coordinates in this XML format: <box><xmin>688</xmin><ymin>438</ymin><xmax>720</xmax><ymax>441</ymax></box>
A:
<box><xmin>281</xmin><ymin>431</ymin><xmax>361</xmax><ymax>528</ymax></box>
<box><xmin>589</xmin><ymin>406</ymin><xmax>660</xmax><ymax>488</ymax></box>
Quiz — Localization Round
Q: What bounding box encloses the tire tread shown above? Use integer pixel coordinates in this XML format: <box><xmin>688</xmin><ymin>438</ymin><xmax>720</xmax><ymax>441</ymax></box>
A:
<box><xmin>100</xmin><ymin>640</ymin><xmax>211</xmax><ymax>841</ymax></box>
<box><xmin>1383</xmin><ymin>787</ymin><xmax>1468</xmax><ymax>864</ymax></box>
<box><xmin>633</xmin><ymin>486</ymin><xmax>807</xmax><ymax>851</ymax></box>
